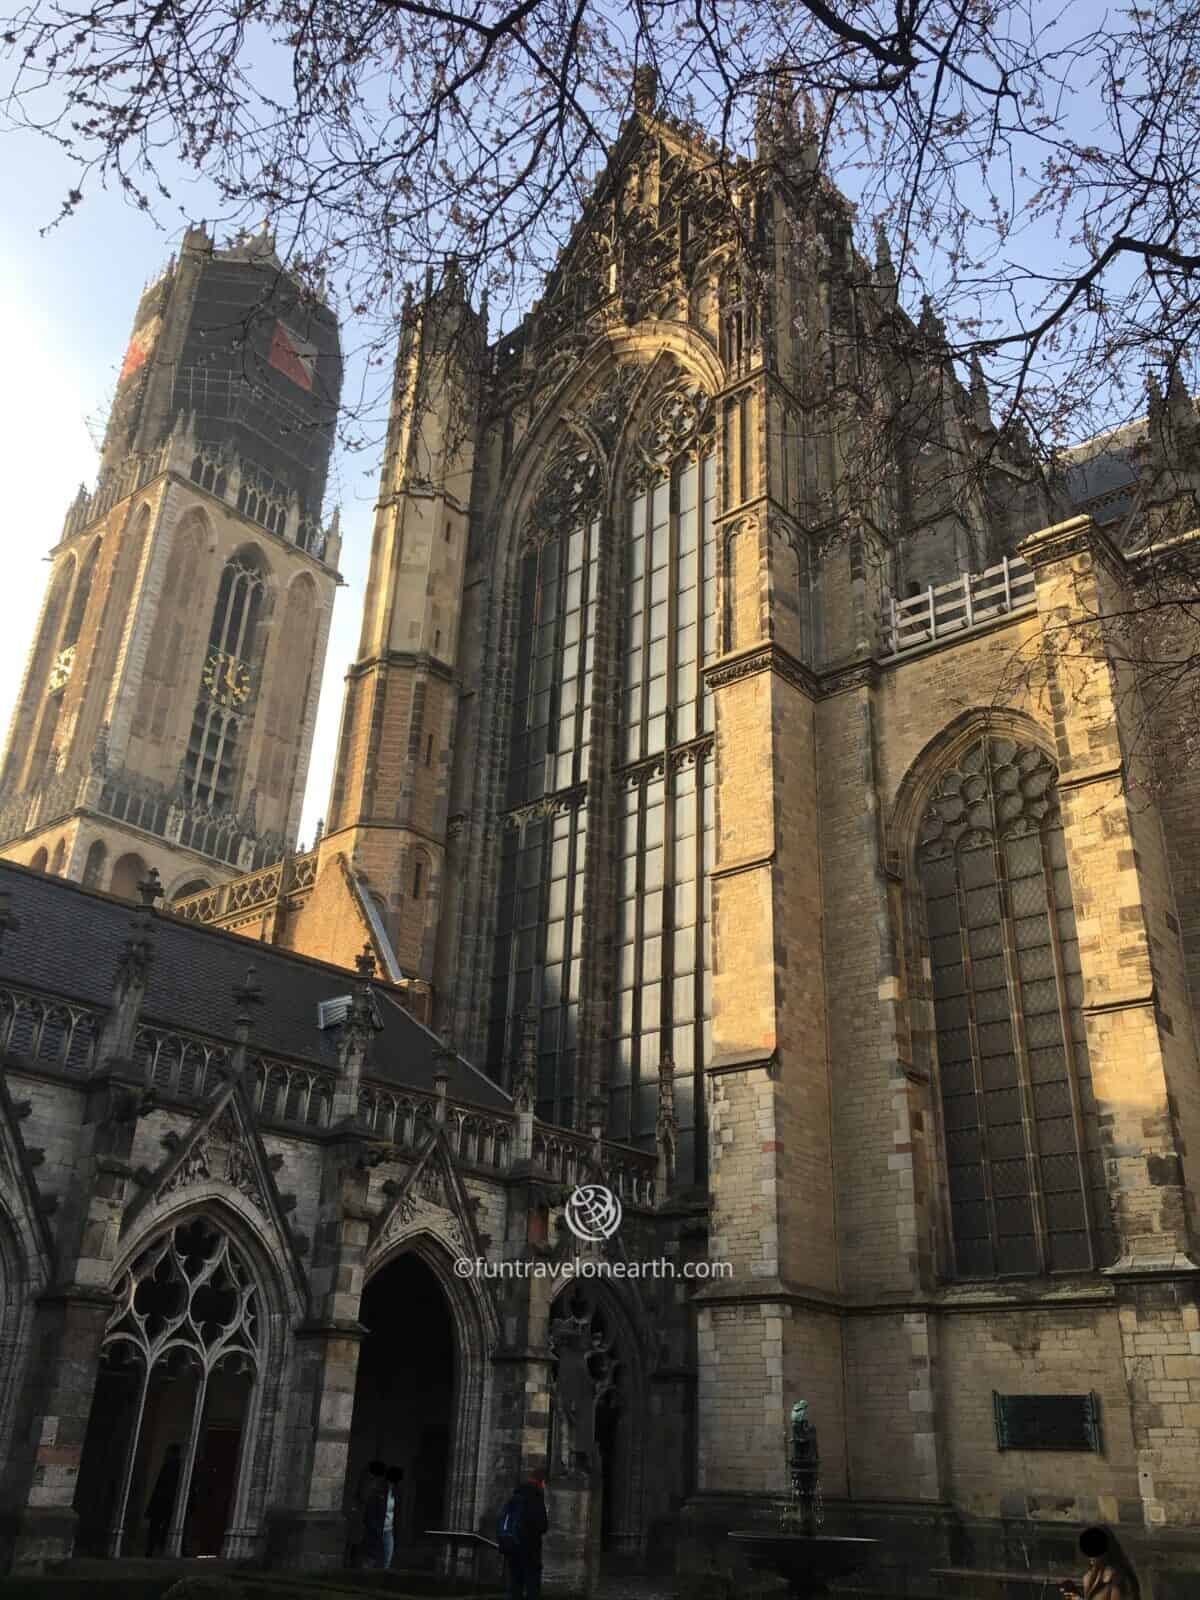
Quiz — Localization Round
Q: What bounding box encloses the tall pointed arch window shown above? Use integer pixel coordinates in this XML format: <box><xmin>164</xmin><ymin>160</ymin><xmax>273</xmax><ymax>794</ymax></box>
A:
<box><xmin>488</xmin><ymin>440</ymin><xmax>602</xmax><ymax>1125</ymax></box>
<box><xmin>184</xmin><ymin>550</ymin><xmax>268</xmax><ymax>810</ymax></box>
<box><xmin>918</xmin><ymin>735</ymin><xmax>1117</xmax><ymax>1277</ymax></box>
<box><xmin>73</xmin><ymin>1217</ymin><xmax>260</xmax><ymax>1558</ymax></box>
<box><xmin>50</xmin><ymin>537</ymin><xmax>102</xmax><ymax>696</ymax></box>
<box><xmin>610</xmin><ymin>380</ymin><xmax>716</xmax><ymax>1182</ymax></box>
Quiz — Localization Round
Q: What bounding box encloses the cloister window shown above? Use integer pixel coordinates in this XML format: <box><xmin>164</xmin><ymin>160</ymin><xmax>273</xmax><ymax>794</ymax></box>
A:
<box><xmin>918</xmin><ymin>735</ymin><xmax>1117</xmax><ymax>1277</ymax></box>
<box><xmin>73</xmin><ymin>1217</ymin><xmax>260</xmax><ymax>1558</ymax></box>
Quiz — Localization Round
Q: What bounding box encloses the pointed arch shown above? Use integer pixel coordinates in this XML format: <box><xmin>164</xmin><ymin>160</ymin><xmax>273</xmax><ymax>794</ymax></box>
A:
<box><xmin>82</xmin><ymin>839</ymin><xmax>109</xmax><ymax>890</ymax></box>
<box><xmin>0</xmin><ymin>1135</ymin><xmax>54</xmax><ymax>1472</ymax></box>
<box><xmin>77</xmin><ymin>1195</ymin><xmax>300</xmax><ymax>1560</ymax></box>
<box><xmin>130</xmin><ymin>507</ymin><xmax>212</xmax><ymax>748</ymax></box>
<box><xmin>110</xmin><ymin>851</ymin><xmax>149</xmax><ymax>902</ymax></box>
<box><xmin>182</xmin><ymin>542</ymin><xmax>273</xmax><ymax>812</ymax></box>
<box><xmin>887</xmin><ymin>707</ymin><xmax>1056</xmax><ymax>867</ymax></box>
<box><xmin>547</xmin><ymin>1274</ymin><xmax>648</xmax><ymax>1552</ymax></box>
<box><xmin>358</xmin><ymin>1228</ymin><xmax>495</xmax><ymax>1540</ymax></box>
<box><xmin>462</xmin><ymin>333</ymin><xmax>721</xmax><ymax>1147</ymax></box>
<box><xmin>889</xmin><ymin>710</ymin><xmax>1117</xmax><ymax>1279</ymax></box>
<box><xmin>257</xmin><ymin>570</ymin><xmax>318</xmax><ymax>804</ymax></box>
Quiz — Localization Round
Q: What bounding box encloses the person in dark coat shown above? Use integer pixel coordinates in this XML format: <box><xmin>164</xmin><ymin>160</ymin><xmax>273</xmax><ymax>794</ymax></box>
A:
<box><xmin>360</xmin><ymin>1459</ymin><xmax>391</xmax><ymax>1569</ymax></box>
<box><xmin>145</xmin><ymin>1443</ymin><xmax>182</xmax><ymax>1556</ymax></box>
<box><xmin>498</xmin><ymin>1476</ymin><xmax>549</xmax><ymax>1600</ymax></box>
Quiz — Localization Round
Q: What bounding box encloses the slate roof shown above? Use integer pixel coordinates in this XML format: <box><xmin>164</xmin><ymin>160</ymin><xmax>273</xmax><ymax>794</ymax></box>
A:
<box><xmin>0</xmin><ymin>859</ymin><xmax>511</xmax><ymax>1112</ymax></box>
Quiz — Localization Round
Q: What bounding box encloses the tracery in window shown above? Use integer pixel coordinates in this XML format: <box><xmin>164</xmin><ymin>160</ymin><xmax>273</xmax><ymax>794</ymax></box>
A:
<box><xmin>918</xmin><ymin>735</ymin><xmax>1117</xmax><ymax>1277</ymax></box>
<box><xmin>74</xmin><ymin>1218</ymin><xmax>260</xmax><ymax>1558</ymax></box>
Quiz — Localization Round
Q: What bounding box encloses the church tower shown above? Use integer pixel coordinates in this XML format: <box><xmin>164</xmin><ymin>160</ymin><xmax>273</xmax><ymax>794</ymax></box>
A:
<box><xmin>318</xmin><ymin>267</ymin><xmax>483</xmax><ymax>979</ymax></box>
<box><xmin>0</xmin><ymin>226</ymin><xmax>343</xmax><ymax>900</ymax></box>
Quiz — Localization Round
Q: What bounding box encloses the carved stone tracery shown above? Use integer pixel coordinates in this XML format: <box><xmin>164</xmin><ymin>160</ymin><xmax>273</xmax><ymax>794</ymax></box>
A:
<box><xmin>918</xmin><ymin>736</ymin><xmax>1057</xmax><ymax>859</ymax></box>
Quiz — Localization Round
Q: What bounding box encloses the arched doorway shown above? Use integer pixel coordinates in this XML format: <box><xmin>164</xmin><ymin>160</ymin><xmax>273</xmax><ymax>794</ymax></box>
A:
<box><xmin>347</xmin><ymin>1253</ymin><xmax>456</xmax><ymax>1565</ymax></box>
<box><xmin>74</xmin><ymin>1216</ymin><xmax>261</xmax><ymax>1558</ymax></box>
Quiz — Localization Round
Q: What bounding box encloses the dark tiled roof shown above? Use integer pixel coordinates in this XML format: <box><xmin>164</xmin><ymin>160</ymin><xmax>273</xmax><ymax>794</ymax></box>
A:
<box><xmin>0</xmin><ymin>860</ymin><xmax>511</xmax><ymax>1111</ymax></box>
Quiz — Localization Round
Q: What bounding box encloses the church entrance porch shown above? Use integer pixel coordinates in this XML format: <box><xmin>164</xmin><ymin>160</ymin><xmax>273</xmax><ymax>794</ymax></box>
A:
<box><xmin>73</xmin><ymin>1217</ymin><xmax>261</xmax><ymax>1561</ymax></box>
<box><xmin>346</xmin><ymin>1251</ymin><xmax>456</xmax><ymax>1566</ymax></box>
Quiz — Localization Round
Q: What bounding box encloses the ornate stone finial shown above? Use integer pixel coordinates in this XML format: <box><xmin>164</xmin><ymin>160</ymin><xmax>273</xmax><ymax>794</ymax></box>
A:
<box><xmin>229</xmin><ymin>965</ymin><xmax>264</xmax><ymax>1076</ymax></box>
<box><xmin>633</xmin><ymin>63</ymin><xmax>659</xmax><ymax>114</ymax></box>
<box><xmin>874</xmin><ymin>220</ymin><xmax>893</xmax><ymax>270</ymax></box>
<box><xmin>919</xmin><ymin>295</ymin><xmax>947</xmax><ymax>346</ymax></box>
<box><xmin>1166</xmin><ymin>362</ymin><xmax>1195</xmax><ymax>438</ymax></box>
<box><xmin>432</xmin><ymin>1031</ymin><xmax>455</xmax><ymax>1122</ymax></box>
<box><xmin>233</xmin><ymin>965</ymin><xmax>265</xmax><ymax>1017</ymax></box>
<box><xmin>313</xmin><ymin>816</ymin><xmax>325</xmax><ymax>845</ymax></box>
<box><xmin>355</xmin><ymin>943</ymin><xmax>377</xmax><ymax>979</ymax></box>
<box><xmin>239</xmin><ymin>788</ymin><xmax>259</xmax><ymax>835</ymax></box>
<box><xmin>969</xmin><ymin>352</ymin><xmax>993</xmax><ymax>431</ymax></box>
<box><xmin>588</xmin><ymin>1094</ymin><xmax>606</xmax><ymax>1168</ymax></box>
<box><xmin>0</xmin><ymin>887</ymin><xmax>20</xmax><ymax>957</ymax></box>
<box><xmin>89</xmin><ymin>721</ymin><xmax>110</xmax><ymax>776</ymax></box>
<box><xmin>137</xmin><ymin>867</ymin><xmax>164</xmax><ymax>909</ymax></box>
<box><xmin>513</xmin><ymin>1005</ymin><xmax>538</xmax><ymax>1114</ymax></box>
<box><xmin>655</xmin><ymin>1054</ymin><xmax>678</xmax><ymax>1199</ymax></box>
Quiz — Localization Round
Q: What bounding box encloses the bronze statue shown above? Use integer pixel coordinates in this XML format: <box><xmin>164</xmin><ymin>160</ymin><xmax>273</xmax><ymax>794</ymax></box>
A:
<box><xmin>786</xmin><ymin>1398</ymin><xmax>822</xmax><ymax>1535</ymax></box>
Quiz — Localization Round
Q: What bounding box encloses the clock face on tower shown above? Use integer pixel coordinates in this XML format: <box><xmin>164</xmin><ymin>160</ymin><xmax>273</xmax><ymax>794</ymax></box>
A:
<box><xmin>202</xmin><ymin>649</ymin><xmax>252</xmax><ymax>708</ymax></box>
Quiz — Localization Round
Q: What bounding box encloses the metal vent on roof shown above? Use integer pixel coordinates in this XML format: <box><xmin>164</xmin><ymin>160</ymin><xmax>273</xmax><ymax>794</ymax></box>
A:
<box><xmin>317</xmin><ymin>994</ymin><xmax>383</xmax><ymax>1030</ymax></box>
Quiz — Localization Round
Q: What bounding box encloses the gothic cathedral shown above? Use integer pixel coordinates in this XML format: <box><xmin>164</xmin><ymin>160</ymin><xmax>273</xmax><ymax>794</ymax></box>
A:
<box><xmin>0</xmin><ymin>79</ymin><xmax>1198</xmax><ymax>1596</ymax></box>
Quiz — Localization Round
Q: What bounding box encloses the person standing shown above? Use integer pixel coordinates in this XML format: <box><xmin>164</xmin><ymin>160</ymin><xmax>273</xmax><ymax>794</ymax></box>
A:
<box><xmin>497</xmin><ymin>1476</ymin><xmax>549</xmax><ymax>1600</ymax></box>
<box><xmin>145</xmin><ymin>1443</ymin><xmax>182</xmax><ymax>1557</ymax></box>
<box><xmin>1060</xmin><ymin>1526</ymin><xmax>1140</xmax><ymax>1600</ymax></box>
<box><xmin>360</xmin><ymin>1459</ymin><xmax>390</xmax><ymax>1569</ymax></box>
<box><xmin>382</xmin><ymin>1466</ymin><xmax>404</xmax><ymax>1569</ymax></box>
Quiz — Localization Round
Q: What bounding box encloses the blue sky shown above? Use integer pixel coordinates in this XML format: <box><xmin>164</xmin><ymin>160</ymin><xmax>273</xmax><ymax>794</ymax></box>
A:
<box><xmin>0</xmin><ymin>127</ymin><xmax>379</xmax><ymax>848</ymax></box>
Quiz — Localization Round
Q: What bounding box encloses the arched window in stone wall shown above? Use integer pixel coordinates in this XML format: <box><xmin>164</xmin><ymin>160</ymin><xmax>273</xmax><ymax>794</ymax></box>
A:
<box><xmin>258</xmin><ymin>573</ymin><xmax>317</xmax><ymax>803</ymax></box>
<box><xmin>21</xmin><ymin>555</ymin><xmax>76</xmax><ymax>788</ymax></box>
<box><xmin>74</xmin><ymin>1216</ymin><xmax>261</xmax><ymax>1558</ymax></box>
<box><xmin>487</xmin><ymin>370</ymin><xmax>716</xmax><ymax>1180</ymax></box>
<box><xmin>82</xmin><ymin>840</ymin><xmax>108</xmax><ymax>890</ymax></box>
<box><xmin>49</xmin><ymin>837</ymin><xmax>67</xmax><ymax>876</ymax></box>
<box><xmin>611</xmin><ymin>380</ymin><xmax>716</xmax><ymax>1177</ymax></box>
<box><xmin>110</xmin><ymin>851</ymin><xmax>148</xmax><ymax>903</ymax></box>
<box><xmin>183</xmin><ymin>547</ymin><xmax>270</xmax><ymax>811</ymax></box>
<box><xmin>917</xmin><ymin>735</ymin><xmax>1117</xmax><ymax>1276</ymax></box>
<box><xmin>132</xmin><ymin>512</ymin><xmax>208</xmax><ymax>746</ymax></box>
<box><xmin>488</xmin><ymin>437</ymin><xmax>602</xmax><ymax>1128</ymax></box>
<box><xmin>58</xmin><ymin>537</ymin><xmax>102</xmax><ymax>667</ymax></box>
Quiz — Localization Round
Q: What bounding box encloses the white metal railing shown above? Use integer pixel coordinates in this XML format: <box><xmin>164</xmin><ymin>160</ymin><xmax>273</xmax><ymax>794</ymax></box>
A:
<box><xmin>884</xmin><ymin>554</ymin><xmax>1036</xmax><ymax>657</ymax></box>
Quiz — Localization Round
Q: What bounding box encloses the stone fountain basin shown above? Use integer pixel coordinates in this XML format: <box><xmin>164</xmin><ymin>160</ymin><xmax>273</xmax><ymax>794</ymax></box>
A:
<box><xmin>728</xmin><ymin>1532</ymin><xmax>879</xmax><ymax>1596</ymax></box>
